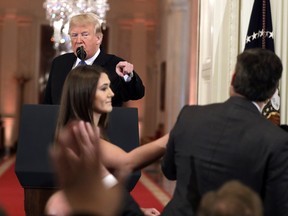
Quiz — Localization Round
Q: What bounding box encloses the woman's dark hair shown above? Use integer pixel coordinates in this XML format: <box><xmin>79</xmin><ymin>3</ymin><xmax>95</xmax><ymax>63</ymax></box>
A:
<box><xmin>232</xmin><ymin>48</ymin><xmax>282</xmax><ymax>102</ymax></box>
<box><xmin>56</xmin><ymin>65</ymin><xmax>109</xmax><ymax>137</ymax></box>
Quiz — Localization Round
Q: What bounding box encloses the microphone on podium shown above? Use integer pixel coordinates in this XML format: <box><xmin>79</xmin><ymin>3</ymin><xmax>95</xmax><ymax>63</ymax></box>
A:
<box><xmin>76</xmin><ymin>46</ymin><xmax>87</xmax><ymax>61</ymax></box>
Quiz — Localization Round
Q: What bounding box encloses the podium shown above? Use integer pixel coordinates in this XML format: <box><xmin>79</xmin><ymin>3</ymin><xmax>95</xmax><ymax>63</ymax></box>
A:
<box><xmin>15</xmin><ymin>104</ymin><xmax>141</xmax><ymax>215</ymax></box>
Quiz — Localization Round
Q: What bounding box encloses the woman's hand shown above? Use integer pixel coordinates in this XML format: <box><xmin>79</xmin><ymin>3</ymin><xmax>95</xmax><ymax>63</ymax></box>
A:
<box><xmin>141</xmin><ymin>207</ymin><xmax>161</xmax><ymax>216</ymax></box>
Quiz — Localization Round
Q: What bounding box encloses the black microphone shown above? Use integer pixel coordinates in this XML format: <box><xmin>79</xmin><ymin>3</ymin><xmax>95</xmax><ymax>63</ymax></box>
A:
<box><xmin>76</xmin><ymin>46</ymin><xmax>87</xmax><ymax>61</ymax></box>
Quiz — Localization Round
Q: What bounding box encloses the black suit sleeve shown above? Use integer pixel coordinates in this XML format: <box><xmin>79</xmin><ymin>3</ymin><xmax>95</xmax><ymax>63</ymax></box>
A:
<box><xmin>42</xmin><ymin>60</ymin><xmax>55</xmax><ymax>104</ymax></box>
<box><xmin>119</xmin><ymin>71</ymin><xmax>145</xmax><ymax>101</ymax></box>
<box><xmin>161</xmin><ymin>105</ymin><xmax>190</xmax><ymax>180</ymax></box>
<box><xmin>119</xmin><ymin>190</ymin><xmax>145</xmax><ymax>216</ymax></box>
<box><xmin>99</xmin><ymin>54</ymin><xmax>145</xmax><ymax>107</ymax></box>
<box><xmin>161</xmin><ymin>128</ymin><xmax>177</xmax><ymax>180</ymax></box>
<box><xmin>42</xmin><ymin>53</ymin><xmax>75</xmax><ymax>105</ymax></box>
<box><xmin>263</xmin><ymin>133</ymin><xmax>288</xmax><ymax>215</ymax></box>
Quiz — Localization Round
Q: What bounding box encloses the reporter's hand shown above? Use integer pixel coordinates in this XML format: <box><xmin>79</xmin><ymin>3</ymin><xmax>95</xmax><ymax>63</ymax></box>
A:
<box><xmin>50</xmin><ymin>121</ymin><xmax>122</xmax><ymax>216</ymax></box>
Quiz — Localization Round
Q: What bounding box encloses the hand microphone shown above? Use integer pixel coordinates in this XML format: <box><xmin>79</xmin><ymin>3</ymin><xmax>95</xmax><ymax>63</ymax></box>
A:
<box><xmin>76</xmin><ymin>46</ymin><xmax>87</xmax><ymax>61</ymax></box>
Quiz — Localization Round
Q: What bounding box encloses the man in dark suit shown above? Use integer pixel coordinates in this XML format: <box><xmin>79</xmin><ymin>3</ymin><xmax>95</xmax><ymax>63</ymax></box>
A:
<box><xmin>161</xmin><ymin>48</ymin><xmax>288</xmax><ymax>216</ymax></box>
<box><xmin>43</xmin><ymin>12</ymin><xmax>145</xmax><ymax>107</ymax></box>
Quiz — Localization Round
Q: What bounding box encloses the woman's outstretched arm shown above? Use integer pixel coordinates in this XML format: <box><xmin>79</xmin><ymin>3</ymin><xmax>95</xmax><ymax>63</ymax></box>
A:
<box><xmin>100</xmin><ymin>133</ymin><xmax>169</xmax><ymax>175</ymax></box>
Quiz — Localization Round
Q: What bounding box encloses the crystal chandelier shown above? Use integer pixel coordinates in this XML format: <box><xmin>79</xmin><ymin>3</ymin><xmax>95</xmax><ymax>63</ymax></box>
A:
<box><xmin>43</xmin><ymin>0</ymin><xmax>109</xmax><ymax>53</ymax></box>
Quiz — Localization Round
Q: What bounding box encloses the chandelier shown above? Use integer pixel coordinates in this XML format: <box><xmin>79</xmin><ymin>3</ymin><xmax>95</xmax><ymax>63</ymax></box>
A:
<box><xmin>43</xmin><ymin>0</ymin><xmax>109</xmax><ymax>52</ymax></box>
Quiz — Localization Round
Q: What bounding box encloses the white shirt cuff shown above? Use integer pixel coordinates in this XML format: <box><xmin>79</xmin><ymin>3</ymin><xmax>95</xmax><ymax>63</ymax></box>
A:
<box><xmin>102</xmin><ymin>174</ymin><xmax>118</xmax><ymax>188</ymax></box>
<box><xmin>123</xmin><ymin>72</ymin><xmax>134</xmax><ymax>82</ymax></box>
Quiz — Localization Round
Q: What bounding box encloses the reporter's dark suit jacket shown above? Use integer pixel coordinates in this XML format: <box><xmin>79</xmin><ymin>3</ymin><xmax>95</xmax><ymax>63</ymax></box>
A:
<box><xmin>43</xmin><ymin>51</ymin><xmax>145</xmax><ymax>106</ymax></box>
<box><xmin>161</xmin><ymin>96</ymin><xmax>288</xmax><ymax>216</ymax></box>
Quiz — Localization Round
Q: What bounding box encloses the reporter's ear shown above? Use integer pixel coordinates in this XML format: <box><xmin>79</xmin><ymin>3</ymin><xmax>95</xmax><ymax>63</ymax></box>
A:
<box><xmin>231</xmin><ymin>72</ymin><xmax>236</xmax><ymax>86</ymax></box>
<box><xmin>229</xmin><ymin>72</ymin><xmax>236</xmax><ymax>97</ymax></box>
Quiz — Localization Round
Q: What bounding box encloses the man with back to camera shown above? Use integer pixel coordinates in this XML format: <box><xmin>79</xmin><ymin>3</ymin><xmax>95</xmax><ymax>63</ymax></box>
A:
<box><xmin>43</xmin><ymin>12</ymin><xmax>145</xmax><ymax>107</ymax></box>
<box><xmin>161</xmin><ymin>48</ymin><xmax>288</xmax><ymax>216</ymax></box>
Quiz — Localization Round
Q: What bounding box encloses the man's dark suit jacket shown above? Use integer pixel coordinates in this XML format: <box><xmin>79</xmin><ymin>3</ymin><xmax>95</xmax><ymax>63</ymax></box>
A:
<box><xmin>43</xmin><ymin>51</ymin><xmax>145</xmax><ymax>106</ymax></box>
<box><xmin>161</xmin><ymin>96</ymin><xmax>288</xmax><ymax>216</ymax></box>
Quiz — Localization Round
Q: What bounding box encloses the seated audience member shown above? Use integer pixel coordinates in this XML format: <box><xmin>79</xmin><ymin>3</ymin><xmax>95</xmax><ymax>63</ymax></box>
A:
<box><xmin>161</xmin><ymin>48</ymin><xmax>288</xmax><ymax>216</ymax></box>
<box><xmin>46</xmin><ymin>65</ymin><xmax>165</xmax><ymax>216</ymax></box>
<box><xmin>197</xmin><ymin>180</ymin><xmax>263</xmax><ymax>216</ymax></box>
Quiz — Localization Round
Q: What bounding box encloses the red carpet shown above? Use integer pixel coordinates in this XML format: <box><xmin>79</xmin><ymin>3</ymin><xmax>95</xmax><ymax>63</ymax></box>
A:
<box><xmin>131</xmin><ymin>172</ymin><xmax>171</xmax><ymax>213</ymax></box>
<box><xmin>131</xmin><ymin>178</ymin><xmax>164</xmax><ymax>211</ymax></box>
<box><xmin>0</xmin><ymin>157</ymin><xmax>170</xmax><ymax>215</ymax></box>
<box><xmin>0</xmin><ymin>157</ymin><xmax>25</xmax><ymax>216</ymax></box>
